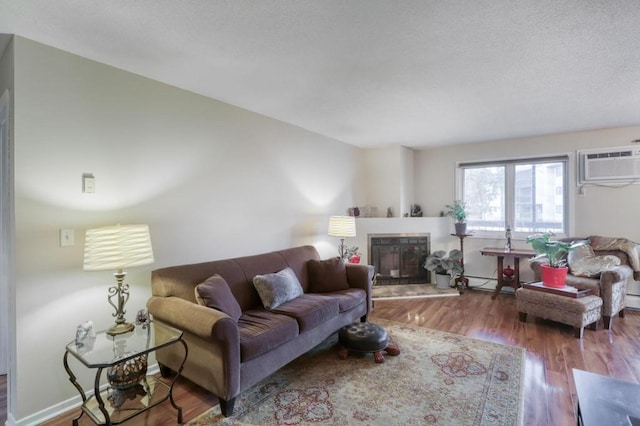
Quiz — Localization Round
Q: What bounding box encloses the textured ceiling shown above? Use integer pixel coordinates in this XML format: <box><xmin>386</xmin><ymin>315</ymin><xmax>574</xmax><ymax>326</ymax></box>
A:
<box><xmin>2</xmin><ymin>1</ymin><xmax>640</xmax><ymax>148</ymax></box>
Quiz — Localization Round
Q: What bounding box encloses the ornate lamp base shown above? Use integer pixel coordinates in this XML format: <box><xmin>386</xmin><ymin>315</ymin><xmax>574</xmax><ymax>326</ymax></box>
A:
<box><xmin>106</xmin><ymin>322</ymin><xmax>135</xmax><ymax>336</ymax></box>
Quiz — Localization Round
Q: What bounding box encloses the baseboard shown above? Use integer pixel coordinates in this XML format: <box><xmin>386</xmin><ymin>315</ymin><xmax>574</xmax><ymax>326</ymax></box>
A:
<box><xmin>5</xmin><ymin>413</ymin><xmax>16</xmax><ymax>426</ymax></box>
<box><xmin>625</xmin><ymin>294</ymin><xmax>640</xmax><ymax>310</ymax></box>
<box><xmin>466</xmin><ymin>276</ymin><xmax>640</xmax><ymax>308</ymax></box>
<box><xmin>12</xmin><ymin>364</ymin><xmax>159</xmax><ymax>426</ymax></box>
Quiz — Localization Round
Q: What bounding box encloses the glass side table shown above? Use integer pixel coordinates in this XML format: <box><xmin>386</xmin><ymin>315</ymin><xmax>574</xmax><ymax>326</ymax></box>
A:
<box><xmin>63</xmin><ymin>320</ymin><xmax>187</xmax><ymax>425</ymax></box>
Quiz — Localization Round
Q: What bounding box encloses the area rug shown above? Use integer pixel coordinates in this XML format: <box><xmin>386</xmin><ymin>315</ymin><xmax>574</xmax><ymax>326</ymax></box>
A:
<box><xmin>372</xmin><ymin>283</ymin><xmax>459</xmax><ymax>300</ymax></box>
<box><xmin>187</xmin><ymin>318</ymin><xmax>525</xmax><ymax>425</ymax></box>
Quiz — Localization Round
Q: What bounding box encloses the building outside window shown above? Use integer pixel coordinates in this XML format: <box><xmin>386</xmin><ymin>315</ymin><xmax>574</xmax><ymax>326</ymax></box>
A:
<box><xmin>459</xmin><ymin>156</ymin><xmax>568</xmax><ymax>236</ymax></box>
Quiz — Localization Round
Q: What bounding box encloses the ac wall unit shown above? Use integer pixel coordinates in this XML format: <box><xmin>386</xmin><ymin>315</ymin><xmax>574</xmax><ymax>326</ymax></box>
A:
<box><xmin>578</xmin><ymin>146</ymin><xmax>640</xmax><ymax>184</ymax></box>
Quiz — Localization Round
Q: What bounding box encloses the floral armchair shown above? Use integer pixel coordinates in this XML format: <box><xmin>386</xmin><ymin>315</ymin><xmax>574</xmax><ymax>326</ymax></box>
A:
<box><xmin>529</xmin><ymin>235</ymin><xmax>639</xmax><ymax>329</ymax></box>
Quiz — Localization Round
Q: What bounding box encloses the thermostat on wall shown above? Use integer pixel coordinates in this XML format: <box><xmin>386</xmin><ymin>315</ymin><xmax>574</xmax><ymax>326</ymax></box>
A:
<box><xmin>82</xmin><ymin>173</ymin><xmax>95</xmax><ymax>193</ymax></box>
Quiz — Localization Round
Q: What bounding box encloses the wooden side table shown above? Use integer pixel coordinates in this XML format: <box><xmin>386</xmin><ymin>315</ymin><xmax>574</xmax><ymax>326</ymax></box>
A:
<box><xmin>480</xmin><ymin>247</ymin><xmax>536</xmax><ymax>299</ymax></box>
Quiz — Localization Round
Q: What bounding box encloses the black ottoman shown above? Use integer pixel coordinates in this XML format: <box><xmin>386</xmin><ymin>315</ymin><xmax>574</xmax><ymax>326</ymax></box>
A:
<box><xmin>338</xmin><ymin>322</ymin><xmax>400</xmax><ymax>363</ymax></box>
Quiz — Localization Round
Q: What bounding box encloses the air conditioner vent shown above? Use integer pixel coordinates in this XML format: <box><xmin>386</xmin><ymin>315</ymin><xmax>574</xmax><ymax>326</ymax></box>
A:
<box><xmin>578</xmin><ymin>146</ymin><xmax>640</xmax><ymax>184</ymax></box>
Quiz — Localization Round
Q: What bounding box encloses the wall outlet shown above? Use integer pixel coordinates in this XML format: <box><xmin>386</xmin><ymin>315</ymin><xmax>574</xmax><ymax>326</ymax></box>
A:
<box><xmin>60</xmin><ymin>229</ymin><xmax>74</xmax><ymax>247</ymax></box>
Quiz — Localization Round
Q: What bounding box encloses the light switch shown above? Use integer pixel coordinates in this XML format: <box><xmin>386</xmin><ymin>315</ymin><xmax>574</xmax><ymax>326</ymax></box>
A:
<box><xmin>60</xmin><ymin>229</ymin><xmax>75</xmax><ymax>247</ymax></box>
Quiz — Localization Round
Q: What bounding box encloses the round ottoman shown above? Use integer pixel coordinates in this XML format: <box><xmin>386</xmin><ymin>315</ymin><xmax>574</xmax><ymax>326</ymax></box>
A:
<box><xmin>338</xmin><ymin>322</ymin><xmax>400</xmax><ymax>363</ymax></box>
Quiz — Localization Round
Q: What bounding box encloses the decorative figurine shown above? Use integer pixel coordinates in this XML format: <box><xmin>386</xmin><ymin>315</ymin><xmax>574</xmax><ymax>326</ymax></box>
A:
<box><xmin>75</xmin><ymin>320</ymin><xmax>96</xmax><ymax>347</ymax></box>
<box><xmin>136</xmin><ymin>308</ymin><xmax>150</xmax><ymax>327</ymax></box>
<box><xmin>410</xmin><ymin>204</ymin><xmax>423</xmax><ymax>217</ymax></box>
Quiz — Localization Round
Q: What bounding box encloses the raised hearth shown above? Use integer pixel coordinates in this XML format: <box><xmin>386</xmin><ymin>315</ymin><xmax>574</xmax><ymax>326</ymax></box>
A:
<box><xmin>369</xmin><ymin>233</ymin><xmax>430</xmax><ymax>285</ymax></box>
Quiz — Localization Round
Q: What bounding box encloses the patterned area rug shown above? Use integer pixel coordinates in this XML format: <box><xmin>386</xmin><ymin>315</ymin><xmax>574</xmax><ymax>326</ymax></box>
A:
<box><xmin>188</xmin><ymin>319</ymin><xmax>525</xmax><ymax>425</ymax></box>
<box><xmin>372</xmin><ymin>283</ymin><xmax>459</xmax><ymax>300</ymax></box>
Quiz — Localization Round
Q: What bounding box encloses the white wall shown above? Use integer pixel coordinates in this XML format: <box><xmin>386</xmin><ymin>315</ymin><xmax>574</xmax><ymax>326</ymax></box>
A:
<box><xmin>414</xmin><ymin>127</ymin><xmax>640</xmax><ymax>291</ymax></box>
<box><xmin>363</xmin><ymin>145</ymin><xmax>416</xmax><ymax>218</ymax></box>
<box><xmin>0</xmin><ymin>35</ymin><xmax>16</xmax><ymax>424</ymax></box>
<box><xmin>10</xmin><ymin>36</ymin><xmax>365</xmax><ymax>421</ymax></box>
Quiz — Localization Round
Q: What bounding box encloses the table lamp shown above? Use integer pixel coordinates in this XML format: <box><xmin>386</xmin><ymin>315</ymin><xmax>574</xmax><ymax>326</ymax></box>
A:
<box><xmin>328</xmin><ymin>215</ymin><xmax>356</xmax><ymax>260</ymax></box>
<box><xmin>83</xmin><ymin>224</ymin><xmax>154</xmax><ymax>335</ymax></box>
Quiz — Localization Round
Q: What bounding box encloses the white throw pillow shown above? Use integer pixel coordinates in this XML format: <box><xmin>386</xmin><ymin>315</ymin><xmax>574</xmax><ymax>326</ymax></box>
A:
<box><xmin>252</xmin><ymin>267</ymin><xmax>304</xmax><ymax>310</ymax></box>
<box><xmin>568</xmin><ymin>244</ymin><xmax>620</xmax><ymax>277</ymax></box>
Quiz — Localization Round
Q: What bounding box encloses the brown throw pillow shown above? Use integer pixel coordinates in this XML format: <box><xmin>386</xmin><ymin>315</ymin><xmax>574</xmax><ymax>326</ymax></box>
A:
<box><xmin>308</xmin><ymin>257</ymin><xmax>350</xmax><ymax>293</ymax></box>
<box><xmin>195</xmin><ymin>274</ymin><xmax>242</xmax><ymax>322</ymax></box>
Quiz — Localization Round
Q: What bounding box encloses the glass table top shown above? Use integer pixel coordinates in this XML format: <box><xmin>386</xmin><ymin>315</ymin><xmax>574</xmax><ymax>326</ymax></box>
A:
<box><xmin>65</xmin><ymin>321</ymin><xmax>182</xmax><ymax>368</ymax></box>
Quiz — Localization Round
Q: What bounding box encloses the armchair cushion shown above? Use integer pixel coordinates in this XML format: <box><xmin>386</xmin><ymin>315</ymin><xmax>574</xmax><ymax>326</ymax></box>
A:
<box><xmin>308</xmin><ymin>257</ymin><xmax>350</xmax><ymax>293</ymax></box>
<box><xmin>252</xmin><ymin>267</ymin><xmax>304</xmax><ymax>310</ymax></box>
<box><xmin>195</xmin><ymin>274</ymin><xmax>243</xmax><ymax>322</ymax></box>
<box><xmin>568</xmin><ymin>244</ymin><xmax>620</xmax><ymax>278</ymax></box>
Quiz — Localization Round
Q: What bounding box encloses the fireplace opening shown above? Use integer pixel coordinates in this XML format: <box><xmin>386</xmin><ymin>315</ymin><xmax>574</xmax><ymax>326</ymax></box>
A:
<box><xmin>368</xmin><ymin>233</ymin><xmax>430</xmax><ymax>285</ymax></box>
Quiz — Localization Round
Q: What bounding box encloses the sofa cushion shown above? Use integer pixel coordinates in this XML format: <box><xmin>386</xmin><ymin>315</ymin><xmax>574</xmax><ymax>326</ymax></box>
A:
<box><xmin>568</xmin><ymin>244</ymin><xmax>621</xmax><ymax>277</ymax></box>
<box><xmin>195</xmin><ymin>274</ymin><xmax>242</xmax><ymax>322</ymax></box>
<box><xmin>252</xmin><ymin>267</ymin><xmax>304</xmax><ymax>310</ymax></box>
<box><xmin>316</xmin><ymin>288</ymin><xmax>366</xmax><ymax>313</ymax></box>
<box><xmin>238</xmin><ymin>310</ymin><xmax>300</xmax><ymax>362</ymax></box>
<box><xmin>308</xmin><ymin>257</ymin><xmax>350</xmax><ymax>293</ymax></box>
<box><xmin>271</xmin><ymin>294</ymin><xmax>340</xmax><ymax>332</ymax></box>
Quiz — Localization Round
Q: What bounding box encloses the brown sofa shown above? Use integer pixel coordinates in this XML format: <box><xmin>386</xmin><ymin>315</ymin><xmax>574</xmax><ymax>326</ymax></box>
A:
<box><xmin>530</xmin><ymin>235</ymin><xmax>638</xmax><ymax>329</ymax></box>
<box><xmin>147</xmin><ymin>245</ymin><xmax>373</xmax><ymax>416</ymax></box>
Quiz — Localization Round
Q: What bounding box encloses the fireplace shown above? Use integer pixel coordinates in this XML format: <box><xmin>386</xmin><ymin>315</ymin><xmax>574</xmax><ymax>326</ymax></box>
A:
<box><xmin>368</xmin><ymin>233</ymin><xmax>430</xmax><ymax>285</ymax></box>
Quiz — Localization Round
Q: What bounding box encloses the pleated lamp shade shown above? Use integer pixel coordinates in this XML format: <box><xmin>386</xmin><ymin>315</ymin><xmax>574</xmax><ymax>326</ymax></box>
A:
<box><xmin>327</xmin><ymin>216</ymin><xmax>356</xmax><ymax>238</ymax></box>
<box><xmin>84</xmin><ymin>224</ymin><xmax>154</xmax><ymax>271</ymax></box>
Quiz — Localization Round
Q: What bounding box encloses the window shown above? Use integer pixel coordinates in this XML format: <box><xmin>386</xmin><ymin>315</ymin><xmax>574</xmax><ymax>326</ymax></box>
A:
<box><xmin>459</xmin><ymin>156</ymin><xmax>568</xmax><ymax>235</ymax></box>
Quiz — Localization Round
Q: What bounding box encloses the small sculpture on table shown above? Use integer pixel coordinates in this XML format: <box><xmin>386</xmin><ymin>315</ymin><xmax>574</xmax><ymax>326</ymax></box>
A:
<box><xmin>505</xmin><ymin>226</ymin><xmax>512</xmax><ymax>252</ymax></box>
<box><xmin>75</xmin><ymin>320</ymin><xmax>96</xmax><ymax>350</ymax></box>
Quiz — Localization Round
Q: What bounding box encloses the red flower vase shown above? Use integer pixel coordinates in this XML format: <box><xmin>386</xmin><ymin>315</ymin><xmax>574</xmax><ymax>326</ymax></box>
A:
<box><xmin>350</xmin><ymin>253</ymin><xmax>361</xmax><ymax>264</ymax></box>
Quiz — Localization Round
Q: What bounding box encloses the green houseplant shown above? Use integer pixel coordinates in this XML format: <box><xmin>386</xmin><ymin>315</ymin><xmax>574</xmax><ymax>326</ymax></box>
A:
<box><xmin>424</xmin><ymin>249</ymin><xmax>463</xmax><ymax>289</ymax></box>
<box><xmin>345</xmin><ymin>246</ymin><xmax>360</xmax><ymax>263</ymax></box>
<box><xmin>445</xmin><ymin>200</ymin><xmax>468</xmax><ymax>235</ymax></box>
<box><xmin>525</xmin><ymin>232</ymin><xmax>589</xmax><ymax>288</ymax></box>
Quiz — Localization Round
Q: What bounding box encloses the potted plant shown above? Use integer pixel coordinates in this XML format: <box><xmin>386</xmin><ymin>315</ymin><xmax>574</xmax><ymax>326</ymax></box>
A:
<box><xmin>525</xmin><ymin>232</ymin><xmax>589</xmax><ymax>288</ymax></box>
<box><xmin>424</xmin><ymin>249</ymin><xmax>463</xmax><ymax>289</ymax></box>
<box><xmin>445</xmin><ymin>200</ymin><xmax>468</xmax><ymax>235</ymax></box>
<box><xmin>345</xmin><ymin>246</ymin><xmax>360</xmax><ymax>263</ymax></box>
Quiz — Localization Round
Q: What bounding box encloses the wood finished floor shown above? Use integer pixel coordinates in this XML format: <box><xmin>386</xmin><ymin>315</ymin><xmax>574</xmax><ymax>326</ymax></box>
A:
<box><xmin>11</xmin><ymin>290</ymin><xmax>640</xmax><ymax>425</ymax></box>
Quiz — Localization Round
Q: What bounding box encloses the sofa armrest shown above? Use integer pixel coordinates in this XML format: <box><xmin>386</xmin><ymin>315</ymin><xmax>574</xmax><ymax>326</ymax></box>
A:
<box><xmin>345</xmin><ymin>263</ymin><xmax>374</xmax><ymax>314</ymax></box>
<box><xmin>147</xmin><ymin>296</ymin><xmax>241</xmax><ymax>402</ymax></box>
<box><xmin>600</xmin><ymin>265</ymin><xmax>632</xmax><ymax>287</ymax></box>
<box><xmin>529</xmin><ymin>259</ymin><xmax>545</xmax><ymax>281</ymax></box>
<box><xmin>147</xmin><ymin>296</ymin><xmax>234</xmax><ymax>340</ymax></box>
<box><xmin>598</xmin><ymin>265</ymin><xmax>631</xmax><ymax>315</ymax></box>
